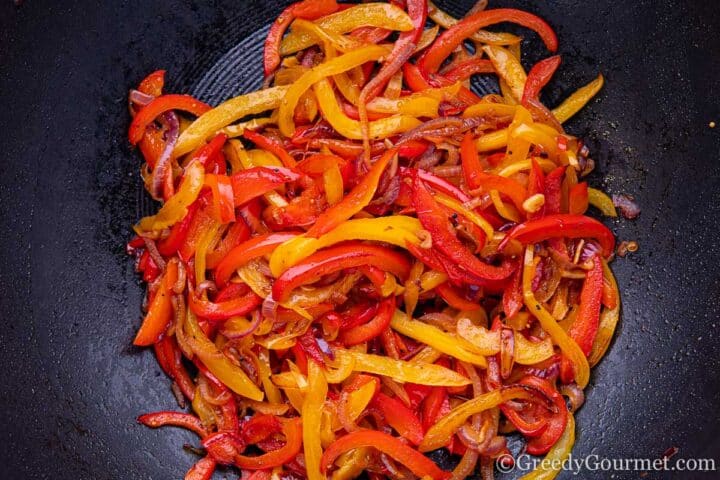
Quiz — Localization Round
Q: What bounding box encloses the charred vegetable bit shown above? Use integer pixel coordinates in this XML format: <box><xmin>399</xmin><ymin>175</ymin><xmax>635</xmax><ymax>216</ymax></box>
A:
<box><xmin>125</xmin><ymin>1</ymin><xmax>622</xmax><ymax>479</ymax></box>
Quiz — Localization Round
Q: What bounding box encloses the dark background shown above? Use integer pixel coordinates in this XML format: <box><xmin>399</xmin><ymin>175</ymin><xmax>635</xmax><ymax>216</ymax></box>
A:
<box><xmin>1</xmin><ymin>1</ymin><xmax>719</xmax><ymax>479</ymax></box>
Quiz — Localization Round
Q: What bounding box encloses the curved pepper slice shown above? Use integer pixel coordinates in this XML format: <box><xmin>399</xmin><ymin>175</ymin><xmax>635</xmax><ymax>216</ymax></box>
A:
<box><xmin>137</xmin><ymin>69</ymin><xmax>165</xmax><ymax>97</ymax></box>
<box><xmin>215</xmin><ymin>232</ymin><xmax>298</xmax><ymax>288</ymax></box>
<box><xmin>133</xmin><ymin>260</ymin><xmax>178</xmax><ymax>346</ymax></box>
<box><xmin>499</xmin><ymin>214</ymin><xmax>615</xmax><ymax>257</ymax></box>
<box><xmin>137</xmin><ymin>411</ymin><xmax>209</xmax><ymax>438</ymax></box>
<box><xmin>129</xmin><ymin>94</ymin><xmax>211</xmax><ymax>145</ymax></box>
<box><xmin>519</xmin><ymin>414</ymin><xmax>575</xmax><ymax>480</ymax></box>
<box><xmin>552</xmin><ymin>74</ymin><xmax>604</xmax><ymax>124</ymax></box>
<box><xmin>340</xmin><ymin>296</ymin><xmax>395</xmax><ymax>346</ymax></box>
<box><xmin>234</xmin><ymin>418</ymin><xmax>303</xmax><ymax>469</ymax></box>
<box><xmin>188</xmin><ymin>284</ymin><xmax>262</xmax><ymax>321</ymax></box>
<box><xmin>230</xmin><ymin>167</ymin><xmax>300</xmax><ymax>207</ymax></box>
<box><xmin>522</xmin><ymin>55</ymin><xmax>562</xmax><ymax>105</ymax></box>
<box><xmin>321</xmin><ymin>429</ymin><xmax>451</xmax><ymax>480</ymax></box>
<box><xmin>521</xmin><ymin>376</ymin><xmax>569</xmax><ymax>455</ymax></box>
<box><xmin>412</xmin><ymin>173</ymin><xmax>515</xmax><ymax>284</ymax></box>
<box><xmin>272</xmin><ymin>242</ymin><xmax>411</xmax><ymax>302</ymax></box>
<box><xmin>303</xmin><ymin>360</ymin><xmax>328</xmax><ymax>480</ymax></box>
<box><xmin>418</xmin><ymin>8</ymin><xmax>558</xmax><ymax>74</ymax></box>
<box><xmin>243</xmin><ymin>130</ymin><xmax>297</xmax><ymax>168</ymax></box>
<box><xmin>371</xmin><ymin>392</ymin><xmax>424</xmax><ymax>445</ymax></box>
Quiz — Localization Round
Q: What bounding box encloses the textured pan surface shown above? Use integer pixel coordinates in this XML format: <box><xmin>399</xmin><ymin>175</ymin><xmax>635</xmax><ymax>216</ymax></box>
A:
<box><xmin>1</xmin><ymin>1</ymin><xmax>719</xmax><ymax>479</ymax></box>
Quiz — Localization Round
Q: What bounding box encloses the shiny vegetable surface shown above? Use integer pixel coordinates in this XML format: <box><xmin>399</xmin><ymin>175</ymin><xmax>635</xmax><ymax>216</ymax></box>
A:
<box><xmin>126</xmin><ymin>1</ymin><xmax>624</xmax><ymax>478</ymax></box>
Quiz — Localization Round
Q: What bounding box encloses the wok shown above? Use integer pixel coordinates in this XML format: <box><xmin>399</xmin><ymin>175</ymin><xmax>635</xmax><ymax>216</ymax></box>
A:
<box><xmin>1</xmin><ymin>1</ymin><xmax>719</xmax><ymax>479</ymax></box>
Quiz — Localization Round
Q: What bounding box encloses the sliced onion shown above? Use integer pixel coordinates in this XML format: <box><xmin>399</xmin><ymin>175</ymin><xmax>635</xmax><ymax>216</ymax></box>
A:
<box><xmin>129</xmin><ymin>89</ymin><xmax>154</xmax><ymax>108</ymax></box>
<box><xmin>261</xmin><ymin>294</ymin><xmax>279</xmax><ymax>322</ymax></box>
<box><xmin>150</xmin><ymin>112</ymin><xmax>179</xmax><ymax>199</ymax></box>
<box><xmin>612</xmin><ymin>193</ymin><xmax>641</xmax><ymax>219</ymax></box>
<box><xmin>221</xmin><ymin>311</ymin><xmax>262</xmax><ymax>339</ymax></box>
<box><xmin>560</xmin><ymin>383</ymin><xmax>585</xmax><ymax>413</ymax></box>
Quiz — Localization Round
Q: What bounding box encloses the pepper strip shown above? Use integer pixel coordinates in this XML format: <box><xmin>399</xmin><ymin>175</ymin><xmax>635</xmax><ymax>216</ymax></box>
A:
<box><xmin>234</xmin><ymin>418</ymin><xmax>303</xmax><ymax>469</ymax></box>
<box><xmin>552</xmin><ymin>74</ymin><xmax>604</xmax><ymax>124</ymax></box>
<box><xmin>272</xmin><ymin>242</ymin><xmax>411</xmax><ymax>302</ymax></box>
<box><xmin>321</xmin><ymin>430</ymin><xmax>451</xmax><ymax>480</ymax></box>
<box><xmin>133</xmin><ymin>260</ymin><xmax>179</xmax><ymax>346</ymax></box>
<box><xmin>588</xmin><ymin>259</ymin><xmax>620</xmax><ymax>366</ymax></box>
<box><xmin>519</xmin><ymin>414</ymin><xmax>575</xmax><ymax>480</ymax></box>
<box><xmin>419</xmin><ymin>386</ymin><xmax>536</xmax><ymax>452</ymax></box>
<box><xmin>333</xmin><ymin>349</ymin><xmax>471</xmax><ymax>387</ymax></box>
<box><xmin>522</xmin><ymin>247</ymin><xmax>590</xmax><ymax>388</ymax></box>
<box><xmin>129</xmin><ymin>94</ymin><xmax>211</xmax><ymax>145</ymax></box>
<box><xmin>303</xmin><ymin>360</ymin><xmax>328</xmax><ymax>480</ymax></box>
<box><xmin>174</xmin><ymin>86</ymin><xmax>288</xmax><ymax>158</ymax></box>
<box><xmin>215</xmin><ymin>232</ymin><xmax>298</xmax><ymax>288</ymax></box>
<box><xmin>137</xmin><ymin>411</ymin><xmax>209</xmax><ymax>438</ymax></box>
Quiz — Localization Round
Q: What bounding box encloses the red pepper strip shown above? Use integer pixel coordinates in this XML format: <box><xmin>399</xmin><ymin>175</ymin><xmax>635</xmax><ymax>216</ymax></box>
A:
<box><xmin>339</xmin><ymin>302</ymin><xmax>379</xmax><ymax>330</ymax></box>
<box><xmin>137</xmin><ymin>125</ymin><xmax>165</xmax><ymax>169</ymax></box>
<box><xmin>306</xmin><ymin>147</ymin><xmax>398</xmax><ymax>238</ymax></box>
<box><xmin>405</xmin><ymin>384</ymin><xmax>433</xmax><ymax>411</ymax></box>
<box><xmin>321</xmin><ymin>429</ymin><xmax>451</xmax><ymax>480</ymax></box>
<box><xmin>419</xmin><ymin>9</ymin><xmax>558</xmax><ymax>74</ymax></box>
<box><xmin>298</xmin><ymin>328</ymin><xmax>326</xmax><ymax>366</ymax></box>
<box><xmin>543</xmin><ymin>167</ymin><xmax>565</xmax><ymax>215</ymax></box>
<box><xmin>522</xmin><ymin>55</ymin><xmax>561</xmax><ymax>105</ymax></box>
<box><xmin>412</xmin><ymin>174</ymin><xmax>514</xmax><ymax>283</ymax></box>
<box><xmin>128</xmin><ymin>94</ymin><xmax>211</xmax><ymax>145</ymax></box>
<box><xmin>398</xmin><ymin>140</ymin><xmax>430</xmax><ymax>159</ymax></box>
<box><xmin>235</xmin><ymin>418</ymin><xmax>303</xmax><ymax>470</ymax></box>
<box><xmin>499</xmin><ymin>214</ymin><xmax>616</xmax><ymax>257</ymax></box>
<box><xmin>359</xmin><ymin>0</ymin><xmax>427</xmax><ymax>102</ymax></box>
<box><xmin>402</xmin><ymin>63</ymin><xmax>480</xmax><ymax>106</ymax></box>
<box><xmin>138</xmin><ymin>250</ymin><xmax>160</xmax><ymax>283</ymax></box>
<box><xmin>203</xmin><ymin>432</ymin><xmax>245</xmax><ymax>465</ymax></box>
<box><xmin>137</xmin><ymin>411</ymin><xmax>209</xmax><ymax>438</ymax></box>
<box><xmin>206</xmin><ymin>219</ymin><xmax>251</xmax><ymax>269</ymax></box>
<box><xmin>185</xmin><ymin>457</ymin><xmax>216</xmax><ymax>480</ymax></box>
<box><xmin>243</xmin><ymin>129</ymin><xmax>297</xmax><ymax>168</ymax></box>
<box><xmin>205</xmin><ymin>174</ymin><xmax>236</xmax><ymax>224</ymax></box>
<box><xmin>154</xmin><ymin>337</ymin><xmax>195</xmax><ymax>400</ymax></box>
<box><xmin>341</xmin><ymin>102</ymin><xmax>389</xmax><ymax>121</ymax></box>
<box><xmin>179</xmin><ymin>203</ymin><xmax>216</xmax><ymax>262</ymax></box>
<box><xmin>217</xmin><ymin>394</ymin><xmax>239</xmax><ymax>433</ymax></box>
<box><xmin>273</xmin><ymin>242</ymin><xmax>411</xmax><ymax>302</ymax></box>
<box><xmin>435</xmin><ymin>283</ymin><xmax>481</xmax><ymax>311</ymax></box>
<box><xmin>215</xmin><ymin>232</ymin><xmax>298</xmax><ymax>288</ymax></box>
<box><xmin>460</xmin><ymin>132</ymin><xmax>483</xmax><ymax>190</ymax></box>
<box><xmin>340</xmin><ymin>296</ymin><xmax>396</xmax><ymax>346</ymax></box>
<box><xmin>357</xmin><ymin>265</ymin><xmax>387</xmax><ymax>292</ymax></box>
<box><xmin>137</xmin><ymin>69</ymin><xmax>166</xmax><ymax>97</ymax></box>
<box><xmin>134</xmin><ymin>261</ymin><xmax>179</xmax><ymax>346</ymax></box>
<box><xmin>405</xmin><ymin>241</ymin><xmax>485</xmax><ymax>287</ymax></box>
<box><xmin>560</xmin><ymin>255</ymin><xmax>603</xmax><ymax>382</ymax></box>
<box><xmin>526</xmin><ymin>158</ymin><xmax>546</xmax><ymax>219</ymax></box>
<box><xmin>499</xmin><ymin>389</ymin><xmax>549</xmax><ymax>437</ymax></box>
<box><xmin>157</xmin><ymin>203</ymin><xmax>198</xmax><ymax>256</ymax></box>
<box><xmin>296</xmin><ymin>153</ymin><xmax>347</xmax><ymax>176</ymax></box>
<box><xmin>401</xmin><ymin>167</ymin><xmax>472</xmax><ymax>203</ymax></box>
<box><xmin>421</xmin><ymin>386</ymin><xmax>451</xmax><ymax>433</ymax></box>
<box><xmin>442</xmin><ymin>58</ymin><xmax>495</xmax><ymax>82</ymax></box>
<box><xmin>520</xmin><ymin>376</ymin><xmax>568</xmax><ymax>455</ymax></box>
<box><xmin>230</xmin><ymin>167</ymin><xmax>300</xmax><ymax>207</ymax></box>
<box><xmin>188</xmin><ymin>284</ymin><xmax>262</xmax><ymax>321</ymax></box>
<box><xmin>189</xmin><ymin>133</ymin><xmax>228</xmax><ymax>170</ymax></box>
<box><xmin>350</xmin><ymin>26</ymin><xmax>393</xmax><ymax>44</ymax></box>
<box><xmin>502</xmin><ymin>264</ymin><xmax>524</xmax><ymax>318</ymax></box>
<box><xmin>263</xmin><ymin>0</ymin><xmax>339</xmax><ymax>77</ymax></box>
<box><xmin>241</xmin><ymin>414</ymin><xmax>283</xmax><ymax>445</ymax></box>
<box><xmin>568</xmin><ymin>182</ymin><xmax>589</xmax><ymax>215</ymax></box>
<box><xmin>292</xmin><ymin>342</ymin><xmax>308</xmax><ymax>374</ymax></box>
<box><xmin>371</xmin><ymin>392</ymin><xmax>425</xmax><ymax>446</ymax></box>
<box><xmin>471</xmin><ymin>171</ymin><xmax>528</xmax><ymax>212</ymax></box>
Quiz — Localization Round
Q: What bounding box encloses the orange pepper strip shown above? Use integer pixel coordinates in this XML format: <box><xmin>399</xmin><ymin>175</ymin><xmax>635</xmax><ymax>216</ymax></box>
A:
<box><xmin>133</xmin><ymin>260</ymin><xmax>178</xmax><ymax>346</ymax></box>
<box><xmin>234</xmin><ymin>418</ymin><xmax>303</xmax><ymax>469</ymax></box>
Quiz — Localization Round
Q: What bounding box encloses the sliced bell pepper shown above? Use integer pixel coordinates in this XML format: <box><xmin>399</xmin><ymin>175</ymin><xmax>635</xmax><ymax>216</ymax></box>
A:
<box><xmin>306</xmin><ymin>147</ymin><xmax>397</xmax><ymax>237</ymax></box>
<box><xmin>137</xmin><ymin>69</ymin><xmax>165</xmax><ymax>97</ymax></box>
<box><xmin>263</xmin><ymin>0</ymin><xmax>339</xmax><ymax>77</ymax></box>
<box><xmin>133</xmin><ymin>260</ymin><xmax>178</xmax><ymax>346</ymax></box>
<box><xmin>154</xmin><ymin>336</ymin><xmax>196</xmax><ymax>400</ymax></box>
<box><xmin>552</xmin><ymin>74</ymin><xmax>604</xmax><ymax>124</ymax></box>
<box><xmin>499</xmin><ymin>214</ymin><xmax>615</xmax><ymax>257</ymax></box>
<box><xmin>340</xmin><ymin>297</ymin><xmax>395</xmax><ymax>346</ymax></box>
<box><xmin>371</xmin><ymin>392</ymin><xmax>424</xmax><ymax>445</ymax></box>
<box><xmin>188</xmin><ymin>284</ymin><xmax>262</xmax><ymax>321</ymax></box>
<box><xmin>442</xmin><ymin>57</ymin><xmax>495</xmax><ymax>82</ymax></box>
<box><xmin>560</xmin><ymin>255</ymin><xmax>603</xmax><ymax>383</ymax></box>
<box><xmin>157</xmin><ymin>202</ymin><xmax>198</xmax><ymax>256</ymax></box>
<box><xmin>568</xmin><ymin>182</ymin><xmax>589</xmax><ymax>215</ymax></box>
<box><xmin>174</xmin><ymin>85</ymin><xmax>288</xmax><ymax>158</ymax></box>
<box><xmin>467</xmin><ymin>171</ymin><xmax>528</xmax><ymax>212</ymax></box>
<box><xmin>520</xmin><ymin>376</ymin><xmax>569</xmax><ymax>455</ymax></box>
<box><xmin>204</xmin><ymin>174</ymin><xmax>235</xmax><ymax>224</ymax></box>
<box><xmin>587</xmin><ymin>187</ymin><xmax>618</xmax><ymax>217</ymax></box>
<box><xmin>412</xmin><ymin>173</ymin><xmax>515</xmax><ymax>284</ymax></box>
<box><xmin>520</xmin><ymin>414</ymin><xmax>575</xmax><ymax>480</ymax></box>
<box><xmin>185</xmin><ymin>457</ymin><xmax>216</xmax><ymax>480</ymax></box>
<box><xmin>502</xmin><ymin>266</ymin><xmax>524</xmax><ymax>318</ymax></box>
<box><xmin>303</xmin><ymin>360</ymin><xmax>328</xmax><ymax>480</ymax></box>
<box><xmin>135</xmin><ymin>161</ymin><xmax>205</xmax><ymax>233</ymax></box>
<box><xmin>137</xmin><ymin>411</ymin><xmax>209</xmax><ymax>438</ymax></box>
<box><xmin>215</xmin><ymin>232</ymin><xmax>298</xmax><ymax>288</ymax></box>
<box><xmin>230</xmin><ymin>167</ymin><xmax>300</xmax><ymax>207</ymax></box>
<box><xmin>321</xmin><ymin>429</ymin><xmax>451</xmax><ymax>480</ymax></box>
<box><xmin>435</xmin><ymin>283</ymin><xmax>481</xmax><ymax>311</ymax></box>
<box><xmin>522</xmin><ymin>55</ymin><xmax>561</xmax><ymax>105</ymax></box>
<box><xmin>234</xmin><ymin>418</ymin><xmax>303</xmax><ymax>469</ymax></box>
<box><xmin>482</xmin><ymin>45</ymin><xmax>527</xmax><ymax>102</ymax></box>
<box><xmin>242</xmin><ymin>130</ymin><xmax>297</xmax><ymax>168</ymax></box>
<box><xmin>272</xmin><ymin>242</ymin><xmax>411</xmax><ymax>302</ymax></box>
<box><xmin>333</xmin><ymin>348</ymin><xmax>470</xmax><ymax>387</ymax></box>
<box><xmin>588</xmin><ymin>259</ymin><xmax>620</xmax><ymax>366</ymax></box>
<box><xmin>129</xmin><ymin>94</ymin><xmax>211</xmax><ymax>145</ymax></box>
<box><xmin>418</xmin><ymin>8</ymin><xmax>558</xmax><ymax>74</ymax></box>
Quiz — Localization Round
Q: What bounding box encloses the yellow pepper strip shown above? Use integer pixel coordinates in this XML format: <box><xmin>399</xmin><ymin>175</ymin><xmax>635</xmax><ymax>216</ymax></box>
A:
<box><xmin>434</xmin><ymin>193</ymin><xmax>495</xmax><ymax>239</ymax></box>
<box><xmin>367</xmin><ymin>95</ymin><xmax>439</xmax><ymax>118</ymax></box>
<box><xmin>334</xmin><ymin>349</ymin><xmax>471</xmax><ymax>387</ymax></box>
<box><xmin>552</xmin><ymin>74</ymin><xmax>604</xmax><ymax>124</ymax></box>
<box><xmin>456</xmin><ymin>318</ymin><xmax>499</xmax><ymax>355</ymax></box>
<box><xmin>320</xmin><ymin>410</ymin><xmax>336</xmax><ymax>447</ymax></box>
<box><xmin>194</xmin><ymin>221</ymin><xmax>221</xmax><ymax>285</ymax></box>
<box><xmin>588</xmin><ymin>260</ymin><xmax>620</xmax><ymax>366</ymax></box>
<box><xmin>324</xmin><ymin>352</ymin><xmax>356</xmax><ymax>384</ymax></box>
<box><xmin>313</xmin><ymin>78</ymin><xmax>421</xmax><ymax>140</ymax></box>
<box><xmin>520</xmin><ymin>414</ymin><xmax>576</xmax><ymax>480</ymax></box>
<box><xmin>511</xmin><ymin>123</ymin><xmax>559</xmax><ymax>157</ymax></box>
<box><xmin>419</xmin><ymin>270</ymin><xmax>448</xmax><ymax>292</ymax></box>
<box><xmin>496</xmin><ymin>157</ymin><xmax>557</xmax><ymax>177</ymax></box>
<box><xmin>219</xmin><ymin>116</ymin><xmax>273</xmax><ymax>138</ymax></box>
<box><xmin>192</xmin><ymin>386</ymin><xmax>218</xmax><ymax>429</ymax></box>
<box><xmin>420</xmin><ymin>387</ymin><xmax>535</xmax><ymax>452</ymax></box>
<box><xmin>174</xmin><ymin>85</ymin><xmax>288</xmax><ymax>158</ymax></box>
<box><xmin>241</xmin><ymin>399</ymin><xmax>289</xmax><ymax>416</ymax></box>
<box><xmin>483</xmin><ymin>45</ymin><xmax>527</xmax><ymax>102</ymax></box>
<box><xmin>410</xmin><ymin>346</ymin><xmax>443</xmax><ymax>365</ymax></box>
<box><xmin>384</xmin><ymin>70</ymin><xmax>403</xmax><ymax>99</ymax></box>
<box><xmin>345</xmin><ymin>380</ymin><xmax>377</xmax><ymax>422</ymax></box>
<box><xmin>404</xmin><ymin>261</ymin><xmax>424</xmax><ymax>319</ymax></box>
<box><xmin>280</xmin><ymin>3</ymin><xmax>414</xmax><ymax>55</ymax></box>
<box><xmin>523</xmin><ymin>246</ymin><xmax>590</xmax><ymax>388</ymax></box>
<box><xmin>505</xmin><ymin>105</ymin><xmax>534</xmax><ymax>165</ymax></box>
<box><xmin>515</xmin><ymin>333</ymin><xmax>555</xmax><ymax>364</ymax></box>
<box><xmin>331</xmin><ymin>448</ymin><xmax>373</xmax><ymax>480</ymax></box>
<box><xmin>427</xmin><ymin>0</ymin><xmax>522</xmax><ymax>46</ymax></box>
<box><xmin>333</xmin><ymin>72</ymin><xmax>361</xmax><ymax>104</ymax></box>
<box><xmin>135</xmin><ymin>161</ymin><xmax>205</xmax><ymax>233</ymax></box>
<box><xmin>184</xmin><ymin>309</ymin><xmax>264</xmax><ymax>401</ymax></box>
<box><xmin>463</xmin><ymin>102</ymin><xmax>518</xmax><ymax>118</ymax></box>
<box><xmin>278</xmin><ymin>46</ymin><xmax>387</xmax><ymax>136</ymax></box>
<box><xmin>257</xmin><ymin>348</ymin><xmax>283</xmax><ymax>404</ymax></box>
<box><xmin>269</xmin><ymin>216</ymin><xmax>423</xmax><ymax>276</ymax></box>
<box><xmin>284</xmin><ymin>387</ymin><xmax>306</xmax><ymax>414</ymax></box>
<box><xmin>292</xmin><ymin>18</ymin><xmax>366</xmax><ymax>54</ymax></box>
<box><xmin>303</xmin><ymin>361</ymin><xmax>328</xmax><ymax>480</ymax></box>
<box><xmin>390</xmin><ymin>312</ymin><xmax>488</xmax><ymax>368</ymax></box>
<box><xmin>415</xmin><ymin>25</ymin><xmax>440</xmax><ymax>53</ymax></box>
<box><xmin>323</xmin><ymin>164</ymin><xmax>344</xmax><ymax>205</ymax></box>
<box><xmin>490</xmin><ymin>189</ymin><xmax>522</xmax><ymax>223</ymax></box>
<box><xmin>476</xmin><ymin>128</ymin><xmax>509</xmax><ymax>152</ymax></box>
<box><xmin>588</xmin><ymin>187</ymin><xmax>618</xmax><ymax>217</ymax></box>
